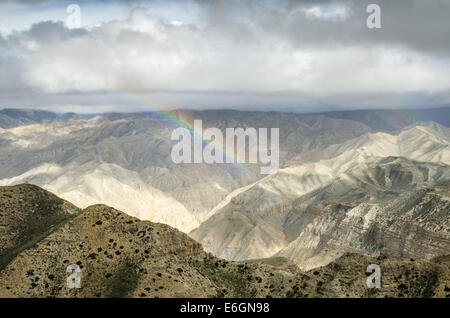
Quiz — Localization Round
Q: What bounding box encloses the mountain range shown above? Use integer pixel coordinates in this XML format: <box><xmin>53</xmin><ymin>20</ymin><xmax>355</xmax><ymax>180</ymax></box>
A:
<box><xmin>0</xmin><ymin>184</ymin><xmax>448</xmax><ymax>298</ymax></box>
<box><xmin>0</xmin><ymin>107</ymin><xmax>449</xmax><ymax>281</ymax></box>
<box><xmin>191</xmin><ymin>122</ymin><xmax>450</xmax><ymax>269</ymax></box>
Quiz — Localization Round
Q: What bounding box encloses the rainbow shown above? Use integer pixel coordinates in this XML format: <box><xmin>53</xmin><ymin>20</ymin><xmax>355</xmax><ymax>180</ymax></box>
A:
<box><xmin>112</xmin><ymin>92</ymin><xmax>260</xmax><ymax>175</ymax></box>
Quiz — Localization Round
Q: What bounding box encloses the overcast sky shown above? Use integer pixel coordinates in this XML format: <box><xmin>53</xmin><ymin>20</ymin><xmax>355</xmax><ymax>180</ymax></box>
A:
<box><xmin>0</xmin><ymin>0</ymin><xmax>449</xmax><ymax>113</ymax></box>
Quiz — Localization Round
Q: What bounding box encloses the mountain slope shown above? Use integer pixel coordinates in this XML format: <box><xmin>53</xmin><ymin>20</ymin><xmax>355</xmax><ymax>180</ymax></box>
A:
<box><xmin>1</xmin><ymin>108</ymin><xmax>449</xmax><ymax>234</ymax></box>
<box><xmin>0</xmin><ymin>162</ymin><xmax>199</xmax><ymax>232</ymax></box>
<box><xmin>0</xmin><ymin>184</ymin><xmax>80</xmax><ymax>270</ymax></box>
<box><xmin>190</xmin><ymin>124</ymin><xmax>450</xmax><ymax>267</ymax></box>
<box><xmin>324</xmin><ymin>107</ymin><xmax>450</xmax><ymax>132</ymax></box>
<box><xmin>0</xmin><ymin>109</ymin><xmax>379</xmax><ymax>231</ymax></box>
<box><xmin>0</xmin><ymin>185</ymin><xmax>448</xmax><ymax>298</ymax></box>
<box><xmin>277</xmin><ymin>180</ymin><xmax>450</xmax><ymax>270</ymax></box>
<box><xmin>0</xmin><ymin>109</ymin><xmax>84</xmax><ymax>129</ymax></box>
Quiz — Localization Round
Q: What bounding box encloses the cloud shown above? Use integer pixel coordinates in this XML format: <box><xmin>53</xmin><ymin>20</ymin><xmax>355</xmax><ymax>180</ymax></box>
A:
<box><xmin>0</xmin><ymin>0</ymin><xmax>449</xmax><ymax>111</ymax></box>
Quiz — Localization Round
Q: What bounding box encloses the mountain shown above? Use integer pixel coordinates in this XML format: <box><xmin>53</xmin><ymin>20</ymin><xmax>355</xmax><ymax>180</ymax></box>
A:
<box><xmin>0</xmin><ymin>107</ymin><xmax>449</xmax><ymax>274</ymax></box>
<box><xmin>0</xmin><ymin>108</ymin><xmax>379</xmax><ymax>231</ymax></box>
<box><xmin>323</xmin><ymin>107</ymin><xmax>450</xmax><ymax>132</ymax></box>
<box><xmin>276</xmin><ymin>179</ymin><xmax>450</xmax><ymax>270</ymax></box>
<box><xmin>0</xmin><ymin>162</ymin><xmax>198</xmax><ymax>232</ymax></box>
<box><xmin>0</xmin><ymin>184</ymin><xmax>448</xmax><ymax>298</ymax></box>
<box><xmin>190</xmin><ymin>123</ymin><xmax>450</xmax><ymax>268</ymax></box>
<box><xmin>1</xmin><ymin>108</ymin><xmax>449</xmax><ymax>235</ymax></box>
<box><xmin>0</xmin><ymin>109</ymin><xmax>85</xmax><ymax>129</ymax></box>
<box><xmin>0</xmin><ymin>184</ymin><xmax>81</xmax><ymax>270</ymax></box>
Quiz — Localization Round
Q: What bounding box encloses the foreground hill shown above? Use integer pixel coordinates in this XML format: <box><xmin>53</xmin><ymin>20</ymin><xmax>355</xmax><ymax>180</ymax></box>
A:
<box><xmin>0</xmin><ymin>185</ymin><xmax>448</xmax><ymax>298</ymax></box>
<box><xmin>0</xmin><ymin>184</ymin><xmax>80</xmax><ymax>270</ymax></box>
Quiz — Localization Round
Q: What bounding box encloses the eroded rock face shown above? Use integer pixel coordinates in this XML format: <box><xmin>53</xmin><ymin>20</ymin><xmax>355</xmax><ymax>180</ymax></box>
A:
<box><xmin>278</xmin><ymin>186</ymin><xmax>450</xmax><ymax>270</ymax></box>
<box><xmin>0</xmin><ymin>185</ymin><xmax>448</xmax><ymax>298</ymax></box>
<box><xmin>191</xmin><ymin>148</ymin><xmax>450</xmax><ymax>268</ymax></box>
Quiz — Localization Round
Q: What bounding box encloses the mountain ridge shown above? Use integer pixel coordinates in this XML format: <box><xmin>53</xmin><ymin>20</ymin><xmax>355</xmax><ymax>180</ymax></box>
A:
<box><xmin>190</xmin><ymin>123</ymin><xmax>450</xmax><ymax>268</ymax></box>
<box><xmin>0</xmin><ymin>184</ymin><xmax>448</xmax><ymax>298</ymax></box>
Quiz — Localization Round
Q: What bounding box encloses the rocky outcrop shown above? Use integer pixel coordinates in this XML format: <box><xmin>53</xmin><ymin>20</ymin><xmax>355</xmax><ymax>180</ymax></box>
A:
<box><xmin>278</xmin><ymin>185</ymin><xmax>450</xmax><ymax>270</ymax></box>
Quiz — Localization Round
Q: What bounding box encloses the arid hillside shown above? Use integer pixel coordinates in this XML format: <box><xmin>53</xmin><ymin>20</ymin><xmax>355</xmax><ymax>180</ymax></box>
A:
<box><xmin>0</xmin><ymin>184</ymin><xmax>448</xmax><ymax>298</ymax></box>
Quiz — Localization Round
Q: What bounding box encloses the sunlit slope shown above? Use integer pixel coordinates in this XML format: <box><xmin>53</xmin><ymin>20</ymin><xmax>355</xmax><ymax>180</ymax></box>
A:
<box><xmin>191</xmin><ymin>123</ymin><xmax>450</xmax><ymax>266</ymax></box>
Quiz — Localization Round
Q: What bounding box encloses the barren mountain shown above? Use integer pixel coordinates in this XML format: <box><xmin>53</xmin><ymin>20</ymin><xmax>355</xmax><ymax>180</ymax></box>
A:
<box><xmin>190</xmin><ymin>123</ymin><xmax>450</xmax><ymax>268</ymax></box>
<box><xmin>277</xmin><ymin>179</ymin><xmax>450</xmax><ymax>270</ymax></box>
<box><xmin>0</xmin><ymin>108</ymin><xmax>383</xmax><ymax>231</ymax></box>
<box><xmin>0</xmin><ymin>109</ymin><xmax>82</xmax><ymax>129</ymax></box>
<box><xmin>0</xmin><ymin>162</ymin><xmax>199</xmax><ymax>232</ymax></box>
<box><xmin>2</xmin><ymin>109</ymin><xmax>448</xmax><ymax>234</ymax></box>
<box><xmin>1</xmin><ymin>108</ymin><xmax>449</xmax><ymax>275</ymax></box>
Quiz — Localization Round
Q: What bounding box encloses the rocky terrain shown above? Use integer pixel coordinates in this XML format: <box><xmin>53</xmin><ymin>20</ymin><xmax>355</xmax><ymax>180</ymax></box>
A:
<box><xmin>191</xmin><ymin>123</ymin><xmax>450</xmax><ymax>268</ymax></box>
<box><xmin>1</xmin><ymin>108</ymin><xmax>449</xmax><ymax>234</ymax></box>
<box><xmin>277</xmin><ymin>179</ymin><xmax>450</xmax><ymax>270</ymax></box>
<box><xmin>0</xmin><ymin>184</ymin><xmax>448</xmax><ymax>298</ymax></box>
<box><xmin>1</xmin><ymin>108</ymin><xmax>449</xmax><ymax>277</ymax></box>
<box><xmin>0</xmin><ymin>184</ymin><xmax>80</xmax><ymax>270</ymax></box>
<box><xmin>0</xmin><ymin>109</ymin><xmax>373</xmax><ymax>232</ymax></box>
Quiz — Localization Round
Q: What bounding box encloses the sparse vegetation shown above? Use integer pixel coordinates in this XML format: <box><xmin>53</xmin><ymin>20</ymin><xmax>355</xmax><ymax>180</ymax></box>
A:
<box><xmin>0</xmin><ymin>185</ymin><xmax>448</xmax><ymax>298</ymax></box>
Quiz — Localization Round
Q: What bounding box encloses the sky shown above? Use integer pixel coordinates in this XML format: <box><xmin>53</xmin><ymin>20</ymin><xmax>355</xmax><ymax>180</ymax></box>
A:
<box><xmin>0</xmin><ymin>0</ymin><xmax>449</xmax><ymax>113</ymax></box>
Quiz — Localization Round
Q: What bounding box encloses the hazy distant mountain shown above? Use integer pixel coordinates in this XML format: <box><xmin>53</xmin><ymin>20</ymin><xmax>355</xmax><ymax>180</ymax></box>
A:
<box><xmin>323</xmin><ymin>107</ymin><xmax>450</xmax><ymax>132</ymax></box>
<box><xmin>0</xmin><ymin>185</ymin><xmax>447</xmax><ymax>298</ymax></box>
<box><xmin>0</xmin><ymin>109</ymin><xmax>85</xmax><ymax>129</ymax></box>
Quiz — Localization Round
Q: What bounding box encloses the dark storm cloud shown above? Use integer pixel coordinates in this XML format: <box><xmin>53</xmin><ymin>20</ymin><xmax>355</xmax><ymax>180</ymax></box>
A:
<box><xmin>0</xmin><ymin>0</ymin><xmax>449</xmax><ymax>112</ymax></box>
<box><xmin>199</xmin><ymin>0</ymin><xmax>450</xmax><ymax>55</ymax></box>
<box><xmin>5</xmin><ymin>0</ymin><xmax>450</xmax><ymax>54</ymax></box>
